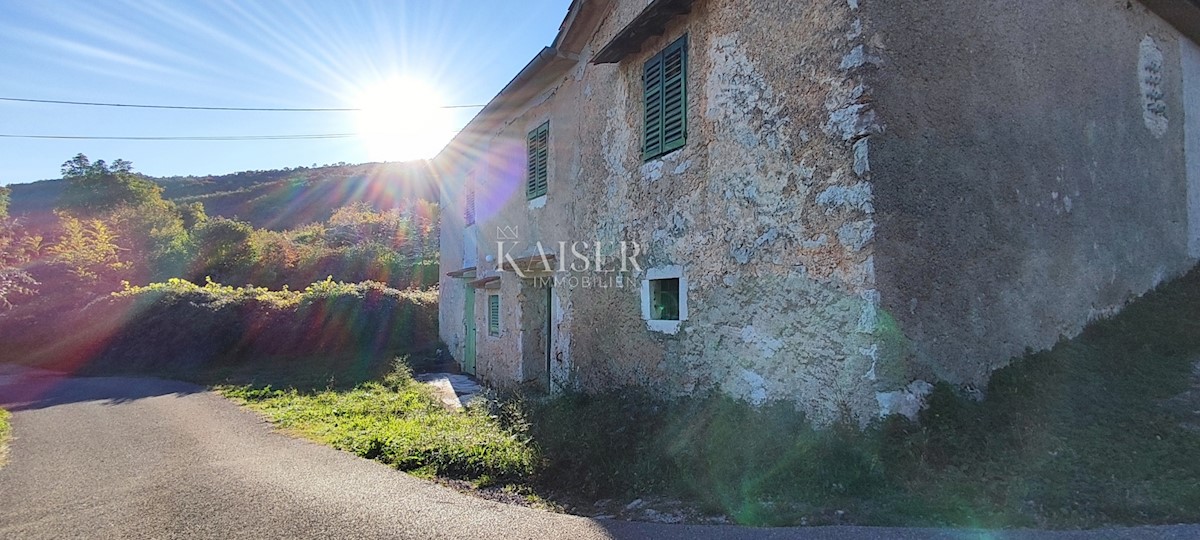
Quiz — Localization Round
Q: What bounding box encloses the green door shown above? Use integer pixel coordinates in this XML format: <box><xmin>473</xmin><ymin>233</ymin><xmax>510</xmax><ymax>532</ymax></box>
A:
<box><xmin>463</xmin><ymin>286</ymin><xmax>477</xmax><ymax>375</ymax></box>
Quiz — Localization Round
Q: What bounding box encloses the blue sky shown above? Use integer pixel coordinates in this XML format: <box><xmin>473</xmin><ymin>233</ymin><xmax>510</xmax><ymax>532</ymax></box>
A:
<box><xmin>0</xmin><ymin>0</ymin><xmax>571</xmax><ymax>185</ymax></box>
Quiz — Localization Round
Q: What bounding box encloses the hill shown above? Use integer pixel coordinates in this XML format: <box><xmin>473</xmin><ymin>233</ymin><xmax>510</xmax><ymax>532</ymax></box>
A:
<box><xmin>5</xmin><ymin>161</ymin><xmax>438</xmax><ymax>230</ymax></box>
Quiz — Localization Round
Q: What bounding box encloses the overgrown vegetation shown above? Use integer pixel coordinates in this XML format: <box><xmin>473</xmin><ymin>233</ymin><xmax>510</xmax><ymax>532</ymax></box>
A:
<box><xmin>0</xmin><ymin>155</ymin><xmax>440</xmax><ymax>376</ymax></box>
<box><xmin>67</xmin><ymin>278</ymin><xmax>437</xmax><ymax>376</ymax></box>
<box><xmin>0</xmin><ymin>408</ymin><xmax>10</xmax><ymax>467</ymax></box>
<box><xmin>220</xmin><ymin>364</ymin><xmax>536</xmax><ymax>484</ymax></box>
<box><xmin>1</xmin><ymin>155</ymin><xmax>438</xmax><ymax>311</ymax></box>
<box><xmin>513</xmin><ymin>266</ymin><xmax>1200</xmax><ymax>528</ymax></box>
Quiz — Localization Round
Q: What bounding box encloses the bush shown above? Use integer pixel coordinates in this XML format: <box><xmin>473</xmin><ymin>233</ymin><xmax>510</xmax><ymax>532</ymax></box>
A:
<box><xmin>69</xmin><ymin>278</ymin><xmax>439</xmax><ymax>375</ymax></box>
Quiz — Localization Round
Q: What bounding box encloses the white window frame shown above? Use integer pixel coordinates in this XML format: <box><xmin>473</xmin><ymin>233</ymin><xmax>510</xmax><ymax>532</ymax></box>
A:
<box><xmin>640</xmin><ymin>265</ymin><xmax>687</xmax><ymax>335</ymax></box>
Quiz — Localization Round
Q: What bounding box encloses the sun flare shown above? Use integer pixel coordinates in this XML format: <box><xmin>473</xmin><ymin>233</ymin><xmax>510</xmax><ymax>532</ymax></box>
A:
<box><xmin>353</xmin><ymin>77</ymin><xmax>452</xmax><ymax>162</ymax></box>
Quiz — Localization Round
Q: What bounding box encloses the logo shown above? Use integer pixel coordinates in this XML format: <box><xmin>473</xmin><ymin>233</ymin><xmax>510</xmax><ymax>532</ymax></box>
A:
<box><xmin>496</xmin><ymin>225</ymin><xmax>519</xmax><ymax>241</ymax></box>
<box><xmin>489</xmin><ymin>225</ymin><xmax>644</xmax><ymax>289</ymax></box>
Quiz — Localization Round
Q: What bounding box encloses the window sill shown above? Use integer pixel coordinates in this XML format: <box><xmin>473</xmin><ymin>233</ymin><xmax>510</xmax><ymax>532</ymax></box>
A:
<box><xmin>646</xmin><ymin>319</ymin><xmax>681</xmax><ymax>335</ymax></box>
<box><xmin>528</xmin><ymin>195</ymin><xmax>547</xmax><ymax>209</ymax></box>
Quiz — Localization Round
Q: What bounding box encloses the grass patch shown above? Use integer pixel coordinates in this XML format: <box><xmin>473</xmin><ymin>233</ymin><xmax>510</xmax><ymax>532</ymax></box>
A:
<box><xmin>218</xmin><ymin>363</ymin><xmax>537</xmax><ymax>484</ymax></box>
<box><xmin>0</xmin><ymin>408</ymin><xmax>10</xmax><ymax>468</ymax></box>
<box><xmin>513</xmin><ymin>266</ymin><xmax>1200</xmax><ymax>528</ymax></box>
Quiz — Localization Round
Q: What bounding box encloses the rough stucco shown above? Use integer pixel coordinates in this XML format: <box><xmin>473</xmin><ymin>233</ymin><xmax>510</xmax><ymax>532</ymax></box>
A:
<box><xmin>866</xmin><ymin>0</ymin><xmax>1196</xmax><ymax>387</ymax></box>
<box><xmin>437</xmin><ymin>0</ymin><xmax>906</xmax><ymax>424</ymax></box>
<box><xmin>439</xmin><ymin>0</ymin><xmax>1200</xmax><ymax>424</ymax></box>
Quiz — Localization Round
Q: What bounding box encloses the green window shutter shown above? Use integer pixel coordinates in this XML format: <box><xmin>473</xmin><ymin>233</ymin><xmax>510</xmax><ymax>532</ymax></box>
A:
<box><xmin>488</xmin><ymin>294</ymin><xmax>500</xmax><ymax>336</ymax></box>
<box><xmin>642</xmin><ymin>53</ymin><xmax>664</xmax><ymax>160</ymax></box>
<box><xmin>643</xmin><ymin>35</ymin><xmax>687</xmax><ymax>161</ymax></box>
<box><xmin>526</xmin><ymin>129</ymin><xmax>539</xmax><ymax>199</ymax></box>
<box><xmin>660</xmin><ymin>36</ymin><xmax>687</xmax><ymax>154</ymax></box>
<box><xmin>536</xmin><ymin>122</ymin><xmax>549</xmax><ymax>197</ymax></box>
<box><xmin>526</xmin><ymin>121</ymin><xmax>549</xmax><ymax>200</ymax></box>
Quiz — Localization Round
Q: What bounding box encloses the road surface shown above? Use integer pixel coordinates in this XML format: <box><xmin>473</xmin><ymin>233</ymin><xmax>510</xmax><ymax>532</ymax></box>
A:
<box><xmin>0</xmin><ymin>368</ymin><xmax>1195</xmax><ymax>539</ymax></box>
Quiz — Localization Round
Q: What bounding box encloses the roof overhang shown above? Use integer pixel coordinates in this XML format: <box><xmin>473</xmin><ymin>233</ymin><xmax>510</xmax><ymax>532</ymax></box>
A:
<box><xmin>592</xmin><ymin>0</ymin><xmax>695</xmax><ymax>64</ymax></box>
<box><xmin>446</xmin><ymin>266</ymin><xmax>477</xmax><ymax>278</ymax></box>
<box><xmin>1141</xmin><ymin>0</ymin><xmax>1200</xmax><ymax>44</ymax></box>
<box><xmin>433</xmin><ymin>47</ymin><xmax>577</xmax><ymax>166</ymax></box>
<box><xmin>499</xmin><ymin>253</ymin><xmax>558</xmax><ymax>275</ymax></box>
<box><xmin>554</xmin><ymin>0</ymin><xmax>614</xmax><ymax>55</ymax></box>
<box><xmin>467</xmin><ymin>276</ymin><xmax>501</xmax><ymax>289</ymax></box>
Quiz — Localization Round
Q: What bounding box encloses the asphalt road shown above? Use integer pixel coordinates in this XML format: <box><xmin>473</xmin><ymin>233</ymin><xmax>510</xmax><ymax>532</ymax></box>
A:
<box><xmin>0</xmin><ymin>368</ymin><xmax>1197</xmax><ymax>540</ymax></box>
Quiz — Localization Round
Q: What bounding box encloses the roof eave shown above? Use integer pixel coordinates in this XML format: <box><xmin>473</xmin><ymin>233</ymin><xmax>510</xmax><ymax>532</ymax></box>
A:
<box><xmin>1140</xmin><ymin>0</ymin><xmax>1200</xmax><ymax>44</ymax></box>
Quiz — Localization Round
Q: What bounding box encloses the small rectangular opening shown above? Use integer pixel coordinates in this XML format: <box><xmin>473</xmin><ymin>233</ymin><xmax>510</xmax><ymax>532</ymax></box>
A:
<box><xmin>649</xmin><ymin>278</ymin><xmax>680</xmax><ymax>321</ymax></box>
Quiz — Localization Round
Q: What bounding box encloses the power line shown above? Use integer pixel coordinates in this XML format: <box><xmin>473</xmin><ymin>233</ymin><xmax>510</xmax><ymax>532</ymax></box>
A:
<box><xmin>0</xmin><ymin>133</ymin><xmax>355</xmax><ymax>141</ymax></box>
<box><xmin>0</xmin><ymin>131</ymin><xmax>462</xmax><ymax>141</ymax></box>
<box><xmin>0</xmin><ymin>96</ymin><xmax>486</xmax><ymax>112</ymax></box>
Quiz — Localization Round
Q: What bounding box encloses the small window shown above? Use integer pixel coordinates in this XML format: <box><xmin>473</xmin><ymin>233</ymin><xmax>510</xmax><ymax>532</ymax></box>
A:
<box><xmin>650</xmin><ymin>278</ymin><xmax>680</xmax><ymax>321</ymax></box>
<box><xmin>643</xmin><ymin>35</ymin><xmax>687</xmax><ymax>161</ymax></box>
<box><xmin>526</xmin><ymin>121</ymin><xmax>549</xmax><ymax>200</ymax></box>
<box><xmin>488</xmin><ymin>294</ymin><xmax>501</xmax><ymax>337</ymax></box>
<box><xmin>641</xmin><ymin>265</ymin><xmax>687</xmax><ymax>334</ymax></box>
<box><xmin>464</xmin><ymin>176</ymin><xmax>476</xmax><ymax>226</ymax></box>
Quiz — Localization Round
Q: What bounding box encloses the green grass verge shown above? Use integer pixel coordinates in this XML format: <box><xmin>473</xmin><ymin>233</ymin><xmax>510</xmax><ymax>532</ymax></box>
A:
<box><xmin>516</xmin><ymin>266</ymin><xmax>1200</xmax><ymax>528</ymax></box>
<box><xmin>218</xmin><ymin>363</ymin><xmax>537</xmax><ymax>483</ymax></box>
<box><xmin>0</xmin><ymin>408</ymin><xmax>11</xmax><ymax>467</ymax></box>
<box><xmin>211</xmin><ymin>265</ymin><xmax>1200</xmax><ymax>529</ymax></box>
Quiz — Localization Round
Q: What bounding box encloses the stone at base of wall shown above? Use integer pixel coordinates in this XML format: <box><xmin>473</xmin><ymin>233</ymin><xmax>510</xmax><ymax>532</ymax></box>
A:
<box><xmin>875</xmin><ymin>380</ymin><xmax>935</xmax><ymax>420</ymax></box>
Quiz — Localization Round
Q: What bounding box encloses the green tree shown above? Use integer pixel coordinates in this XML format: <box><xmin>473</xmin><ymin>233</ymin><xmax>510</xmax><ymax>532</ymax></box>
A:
<box><xmin>190</xmin><ymin>217</ymin><xmax>259</xmax><ymax>282</ymax></box>
<box><xmin>178</xmin><ymin>201</ymin><xmax>208</xmax><ymax>230</ymax></box>
<box><xmin>0</xmin><ymin>185</ymin><xmax>10</xmax><ymax>220</ymax></box>
<box><xmin>0</xmin><ymin>207</ymin><xmax>39</xmax><ymax>308</ymax></box>
<box><xmin>58</xmin><ymin>154</ymin><xmax>163</xmax><ymax>216</ymax></box>
<box><xmin>47</xmin><ymin>213</ymin><xmax>129</xmax><ymax>283</ymax></box>
<box><xmin>108</xmin><ymin>199</ymin><xmax>189</xmax><ymax>281</ymax></box>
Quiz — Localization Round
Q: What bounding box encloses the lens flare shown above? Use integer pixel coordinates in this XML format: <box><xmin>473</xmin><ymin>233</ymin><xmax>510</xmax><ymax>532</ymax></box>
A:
<box><xmin>352</xmin><ymin>77</ymin><xmax>451</xmax><ymax>162</ymax></box>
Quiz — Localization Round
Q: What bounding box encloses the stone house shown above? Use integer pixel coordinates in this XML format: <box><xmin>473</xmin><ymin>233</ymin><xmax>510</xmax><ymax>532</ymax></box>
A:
<box><xmin>435</xmin><ymin>0</ymin><xmax>1200</xmax><ymax>424</ymax></box>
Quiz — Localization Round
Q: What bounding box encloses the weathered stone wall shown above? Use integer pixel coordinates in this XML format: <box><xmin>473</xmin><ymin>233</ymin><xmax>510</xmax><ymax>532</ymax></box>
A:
<box><xmin>865</xmin><ymin>0</ymin><xmax>1197</xmax><ymax>388</ymax></box>
<box><xmin>550</xmin><ymin>0</ymin><xmax>903</xmax><ymax>424</ymax></box>
<box><xmin>442</xmin><ymin>0</ymin><xmax>1041</xmax><ymax>423</ymax></box>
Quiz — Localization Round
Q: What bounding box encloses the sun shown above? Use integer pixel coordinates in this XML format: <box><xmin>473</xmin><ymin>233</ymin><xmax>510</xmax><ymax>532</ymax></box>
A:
<box><xmin>353</xmin><ymin>77</ymin><xmax>452</xmax><ymax>162</ymax></box>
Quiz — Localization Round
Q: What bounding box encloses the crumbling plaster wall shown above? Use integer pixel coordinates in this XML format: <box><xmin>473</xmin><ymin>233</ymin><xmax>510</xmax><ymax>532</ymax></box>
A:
<box><xmin>443</xmin><ymin>0</ymin><xmax>930</xmax><ymax>422</ymax></box>
<box><xmin>437</xmin><ymin>166</ymin><xmax>470</xmax><ymax>365</ymax></box>
<box><xmin>865</xmin><ymin>0</ymin><xmax>1196</xmax><ymax>387</ymax></box>
<box><xmin>555</xmin><ymin>0</ymin><xmax>907</xmax><ymax>424</ymax></box>
<box><xmin>450</xmin><ymin>83</ymin><xmax>584</xmax><ymax>391</ymax></box>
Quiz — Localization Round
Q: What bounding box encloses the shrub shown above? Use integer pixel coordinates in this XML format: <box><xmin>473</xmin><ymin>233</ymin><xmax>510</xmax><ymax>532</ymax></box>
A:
<box><xmin>79</xmin><ymin>278</ymin><xmax>439</xmax><ymax>374</ymax></box>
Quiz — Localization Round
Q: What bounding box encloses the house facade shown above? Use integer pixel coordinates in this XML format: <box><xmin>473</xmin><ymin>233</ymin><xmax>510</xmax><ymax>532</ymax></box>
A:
<box><xmin>436</xmin><ymin>0</ymin><xmax>1200</xmax><ymax>424</ymax></box>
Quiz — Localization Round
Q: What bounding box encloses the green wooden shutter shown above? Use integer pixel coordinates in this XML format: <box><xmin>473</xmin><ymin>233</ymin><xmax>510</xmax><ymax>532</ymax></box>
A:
<box><xmin>526</xmin><ymin>121</ymin><xmax>549</xmax><ymax>200</ymax></box>
<box><xmin>642</xmin><ymin>52</ymin><xmax>664</xmax><ymax>160</ymax></box>
<box><xmin>660</xmin><ymin>36</ymin><xmax>687</xmax><ymax>154</ymax></box>
<box><xmin>488</xmin><ymin>294</ymin><xmax>500</xmax><ymax>336</ymax></box>
<box><xmin>526</xmin><ymin>129</ymin><xmax>539</xmax><ymax>199</ymax></box>
<box><xmin>643</xmin><ymin>35</ymin><xmax>687</xmax><ymax>161</ymax></box>
<box><xmin>535</xmin><ymin>122</ymin><xmax>549</xmax><ymax>198</ymax></box>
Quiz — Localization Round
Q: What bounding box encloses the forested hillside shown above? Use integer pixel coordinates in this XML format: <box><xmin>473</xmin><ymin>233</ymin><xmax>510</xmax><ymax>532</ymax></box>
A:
<box><xmin>0</xmin><ymin>154</ymin><xmax>441</xmax><ymax>372</ymax></box>
<box><xmin>5</xmin><ymin>160</ymin><xmax>438</xmax><ymax>230</ymax></box>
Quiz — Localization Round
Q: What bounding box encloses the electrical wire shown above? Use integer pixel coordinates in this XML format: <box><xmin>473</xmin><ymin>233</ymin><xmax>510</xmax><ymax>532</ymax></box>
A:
<box><xmin>0</xmin><ymin>131</ymin><xmax>463</xmax><ymax>141</ymax></box>
<box><xmin>0</xmin><ymin>96</ymin><xmax>486</xmax><ymax>112</ymax></box>
<box><xmin>0</xmin><ymin>133</ymin><xmax>357</xmax><ymax>141</ymax></box>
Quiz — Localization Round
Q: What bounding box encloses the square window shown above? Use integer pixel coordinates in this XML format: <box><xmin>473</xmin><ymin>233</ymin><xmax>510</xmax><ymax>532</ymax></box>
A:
<box><xmin>650</xmin><ymin>278</ymin><xmax>680</xmax><ymax>321</ymax></box>
<box><xmin>641</xmin><ymin>266</ymin><xmax>687</xmax><ymax>334</ymax></box>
